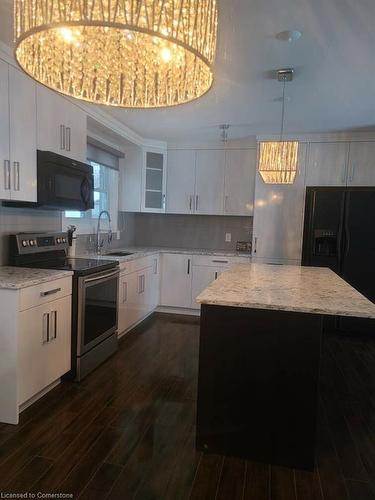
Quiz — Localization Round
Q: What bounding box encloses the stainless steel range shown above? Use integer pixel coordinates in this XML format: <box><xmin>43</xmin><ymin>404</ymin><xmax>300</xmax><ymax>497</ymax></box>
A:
<box><xmin>9</xmin><ymin>232</ymin><xmax>119</xmax><ymax>381</ymax></box>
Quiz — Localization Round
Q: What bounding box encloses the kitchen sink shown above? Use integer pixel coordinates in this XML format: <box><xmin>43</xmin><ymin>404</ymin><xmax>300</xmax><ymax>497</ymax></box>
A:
<box><xmin>106</xmin><ymin>251</ymin><xmax>134</xmax><ymax>257</ymax></box>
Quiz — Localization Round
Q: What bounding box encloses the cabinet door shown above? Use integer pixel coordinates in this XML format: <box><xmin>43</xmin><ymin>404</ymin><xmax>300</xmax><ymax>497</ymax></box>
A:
<box><xmin>195</xmin><ymin>150</ymin><xmax>225</xmax><ymax>215</ymax></box>
<box><xmin>160</xmin><ymin>253</ymin><xmax>192</xmax><ymax>308</ymax></box>
<box><xmin>142</xmin><ymin>150</ymin><xmax>167</xmax><ymax>213</ymax></box>
<box><xmin>0</xmin><ymin>60</ymin><xmax>10</xmax><ymax>200</ymax></box>
<box><xmin>252</xmin><ymin>143</ymin><xmax>307</xmax><ymax>263</ymax></box>
<box><xmin>166</xmin><ymin>150</ymin><xmax>196</xmax><ymax>214</ymax></box>
<box><xmin>347</xmin><ymin>142</ymin><xmax>375</xmax><ymax>186</ymax></box>
<box><xmin>118</xmin><ymin>271</ymin><xmax>140</xmax><ymax>334</ymax></box>
<box><xmin>191</xmin><ymin>266</ymin><xmax>223</xmax><ymax>309</ymax></box>
<box><xmin>224</xmin><ymin>149</ymin><xmax>256</xmax><ymax>215</ymax></box>
<box><xmin>306</xmin><ymin>142</ymin><xmax>349</xmax><ymax>187</ymax></box>
<box><xmin>18</xmin><ymin>295</ymin><xmax>71</xmax><ymax>405</ymax></box>
<box><xmin>36</xmin><ymin>84</ymin><xmax>66</xmax><ymax>156</ymax></box>
<box><xmin>119</xmin><ymin>150</ymin><xmax>142</xmax><ymax>212</ymax></box>
<box><xmin>64</xmin><ymin>100</ymin><xmax>87</xmax><ymax>162</ymax></box>
<box><xmin>9</xmin><ymin>67</ymin><xmax>37</xmax><ymax>202</ymax></box>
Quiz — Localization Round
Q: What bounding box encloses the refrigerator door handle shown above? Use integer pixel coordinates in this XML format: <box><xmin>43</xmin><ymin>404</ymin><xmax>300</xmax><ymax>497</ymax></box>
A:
<box><xmin>344</xmin><ymin>193</ymin><xmax>351</xmax><ymax>256</ymax></box>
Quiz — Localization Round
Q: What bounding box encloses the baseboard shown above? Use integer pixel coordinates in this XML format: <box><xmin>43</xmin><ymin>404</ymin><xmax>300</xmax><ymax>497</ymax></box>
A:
<box><xmin>156</xmin><ymin>306</ymin><xmax>200</xmax><ymax>316</ymax></box>
<box><xmin>118</xmin><ymin>310</ymin><xmax>156</xmax><ymax>339</ymax></box>
<box><xmin>19</xmin><ymin>379</ymin><xmax>61</xmax><ymax>414</ymax></box>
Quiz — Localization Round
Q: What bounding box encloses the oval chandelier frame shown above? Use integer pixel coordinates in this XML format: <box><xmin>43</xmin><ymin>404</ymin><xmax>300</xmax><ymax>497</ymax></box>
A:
<box><xmin>14</xmin><ymin>1</ymin><xmax>218</xmax><ymax>109</ymax></box>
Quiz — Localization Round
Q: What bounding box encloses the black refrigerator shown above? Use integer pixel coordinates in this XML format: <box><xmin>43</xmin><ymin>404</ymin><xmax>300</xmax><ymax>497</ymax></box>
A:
<box><xmin>302</xmin><ymin>187</ymin><xmax>375</xmax><ymax>334</ymax></box>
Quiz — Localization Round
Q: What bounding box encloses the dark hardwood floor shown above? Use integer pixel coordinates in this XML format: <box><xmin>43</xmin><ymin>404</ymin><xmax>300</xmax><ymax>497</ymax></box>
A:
<box><xmin>0</xmin><ymin>313</ymin><xmax>374</xmax><ymax>499</ymax></box>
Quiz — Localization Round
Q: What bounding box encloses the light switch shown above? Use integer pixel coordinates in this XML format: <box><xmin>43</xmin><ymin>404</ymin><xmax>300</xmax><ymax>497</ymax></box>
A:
<box><xmin>225</xmin><ymin>233</ymin><xmax>232</xmax><ymax>242</ymax></box>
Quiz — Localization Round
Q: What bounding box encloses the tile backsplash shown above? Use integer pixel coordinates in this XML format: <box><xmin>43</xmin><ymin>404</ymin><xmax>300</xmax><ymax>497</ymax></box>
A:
<box><xmin>0</xmin><ymin>206</ymin><xmax>62</xmax><ymax>265</ymax></box>
<box><xmin>132</xmin><ymin>213</ymin><xmax>253</xmax><ymax>251</ymax></box>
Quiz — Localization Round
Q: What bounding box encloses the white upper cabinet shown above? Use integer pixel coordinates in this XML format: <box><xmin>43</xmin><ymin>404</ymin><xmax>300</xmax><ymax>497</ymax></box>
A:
<box><xmin>195</xmin><ymin>150</ymin><xmax>225</xmax><ymax>215</ymax></box>
<box><xmin>0</xmin><ymin>59</ymin><xmax>10</xmax><ymax>200</ymax></box>
<box><xmin>347</xmin><ymin>142</ymin><xmax>375</xmax><ymax>186</ymax></box>
<box><xmin>37</xmin><ymin>85</ymin><xmax>87</xmax><ymax>163</ymax></box>
<box><xmin>166</xmin><ymin>150</ymin><xmax>196</xmax><ymax>214</ymax></box>
<box><xmin>224</xmin><ymin>149</ymin><xmax>256</xmax><ymax>216</ymax></box>
<box><xmin>252</xmin><ymin>143</ymin><xmax>307</xmax><ymax>263</ymax></box>
<box><xmin>119</xmin><ymin>149</ymin><xmax>143</xmax><ymax>212</ymax></box>
<box><xmin>141</xmin><ymin>148</ymin><xmax>167</xmax><ymax>213</ymax></box>
<box><xmin>306</xmin><ymin>142</ymin><xmax>349</xmax><ymax>187</ymax></box>
<box><xmin>7</xmin><ymin>66</ymin><xmax>37</xmax><ymax>202</ymax></box>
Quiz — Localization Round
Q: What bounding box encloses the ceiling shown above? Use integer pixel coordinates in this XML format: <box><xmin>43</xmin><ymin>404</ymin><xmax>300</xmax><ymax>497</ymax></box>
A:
<box><xmin>2</xmin><ymin>0</ymin><xmax>375</xmax><ymax>143</ymax></box>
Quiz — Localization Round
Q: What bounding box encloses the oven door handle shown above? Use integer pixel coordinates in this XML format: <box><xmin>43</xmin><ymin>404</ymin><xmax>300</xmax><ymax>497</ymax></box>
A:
<box><xmin>84</xmin><ymin>270</ymin><xmax>119</xmax><ymax>283</ymax></box>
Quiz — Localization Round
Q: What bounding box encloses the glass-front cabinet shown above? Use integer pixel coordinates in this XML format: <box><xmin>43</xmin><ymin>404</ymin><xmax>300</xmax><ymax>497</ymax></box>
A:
<box><xmin>141</xmin><ymin>148</ymin><xmax>167</xmax><ymax>213</ymax></box>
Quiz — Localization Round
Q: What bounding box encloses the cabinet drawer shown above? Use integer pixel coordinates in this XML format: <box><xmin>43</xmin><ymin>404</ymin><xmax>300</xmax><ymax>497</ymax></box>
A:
<box><xmin>19</xmin><ymin>277</ymin><xmax>72</xmax><ymax>311</ymax></box>
<box><xmin>120</xmin><ymin>254</ymin><xmax>159</xmax><ymax>275</ymax></box>
<box><xmin>191</xmin><ymin>255</ymin><xmax>251</xmax><ymax>267</ymax></box>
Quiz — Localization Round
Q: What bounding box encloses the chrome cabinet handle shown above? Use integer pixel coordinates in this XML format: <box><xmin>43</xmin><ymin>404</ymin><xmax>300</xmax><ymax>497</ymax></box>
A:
<box><xmin>42</xmin><ymin>312</ymin><xmax>49</xmax><ymax>344</ymax></box>
<box><xmin>189</xmin><ymin>195</ymin><xmax>192</xmax><ymax>211</ymax></box>
<box><xmin>254</xmin><ymin>237</ymin><xmax>258</xmax><ymax>254</ymax></box>
<box><xmin>187</xmin><ymin>258</ymin><xmax>191</xmax><ymax>275</ymax></box>
<box><xmin>214</xmin><ymin>271</ymin><xmax>218</xmax><ymax>280</ymax></box>
<box><xmin>50</xmin><ymin>310</ymin><xmax>57</xmax><ymax>340</ymax></box>
<box><xmin>4</xmin><ymin>160</ymin><xmax>10</xmax><ymax>190</ymax></box>
<box><xmin>349</xmin><ymin>163</ymin><xmax>355</xmax><ymax>182</ymax></box>
<box><xmin>13</xmin><ymin>162</ymin><xmax>20</xmax><ymax>191</ymax></box>
<box><xmin>212</xmin><ymin>260</ymin><xmax>228</xmax><ymax>264</ymax></box>
<box><xmin>40</xmin><ymin>287</ymin><xmax>61</xmax><ymax>297</ymax></box>
<box><xmin>195</xmin><ymin>195</ymin><xmax>199</xmax><ymax>211</ymax></box>
<box><xmin>60</xmin><ymin>124</ymin><xmax>65</xmax><ymax>150</ymax></box>
<box><xmin>142</xmin><ymin>275</ymin><xmax>145</xmax><ymax>293</ymax></box>
<box><xmin>341</xmin><ymin>163</ymin><xmax>347</xmax><ymax>184</ymax></box>
<box><xmin>162</xmin><ymin>194</ymin><xmax>166</xmax><ymax>210</ymax></box>
<box><xmin>138</xmin><ymin>275</ymin><xmax>145</xmax><ymax>293</ymax></box>
<box><xmin>66</xmin><ymin>127</ymin><xmax>71</xmax><ymax>152</ymax></box>
<box><xmin>153</xmin><ymin>258</ymin><xmax>158</xmax><ymax>274</ymax></box>
<box><xmin>123</xmin><ymin>282</ymin><xmax>128</xmax><ymax>303</ymax></box>
<box><xmin>224</xmin><ymin>195</ymin><xmax>229</xmax><ymax>212</ymax></box>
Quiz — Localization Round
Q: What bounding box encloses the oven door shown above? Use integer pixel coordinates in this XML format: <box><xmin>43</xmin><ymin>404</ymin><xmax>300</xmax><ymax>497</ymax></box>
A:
<box><xmin>77</xmin><ymin>268</ymin><xmax>119</xmax><ymax>356</ymax></box>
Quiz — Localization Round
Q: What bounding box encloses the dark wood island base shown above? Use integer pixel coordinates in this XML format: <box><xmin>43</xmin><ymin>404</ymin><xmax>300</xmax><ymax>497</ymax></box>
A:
<box><xmin>196</xmin><ymin>304</ymin><xmax>323</xmax><ymax>471</ymax></box>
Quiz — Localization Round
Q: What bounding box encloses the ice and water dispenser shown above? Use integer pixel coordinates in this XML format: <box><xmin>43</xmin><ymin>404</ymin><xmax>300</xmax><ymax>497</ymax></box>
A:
<box><xmin>313</xmin><ymin>229</ymin><xmax>337</xmax><ymax>257</ymax></box>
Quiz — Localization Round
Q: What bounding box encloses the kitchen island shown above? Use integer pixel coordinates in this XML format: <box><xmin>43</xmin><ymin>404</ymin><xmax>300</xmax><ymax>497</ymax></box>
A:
<box><xmin>196</xmin><ymin>264</ymin><xmax>375</xmax><ymax>470</ymax></box>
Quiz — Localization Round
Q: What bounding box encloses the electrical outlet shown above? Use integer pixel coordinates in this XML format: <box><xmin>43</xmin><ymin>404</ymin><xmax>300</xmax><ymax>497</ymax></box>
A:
<box><xmin>225</xmin><ymin>233</ymin><xmax>232</xmax><ymax>243</ymax></box>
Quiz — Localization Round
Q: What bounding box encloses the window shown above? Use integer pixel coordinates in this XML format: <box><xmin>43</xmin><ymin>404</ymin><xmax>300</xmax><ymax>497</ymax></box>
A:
<box><xmin>64</xmin><ymin>160</ymin><xmax>119</xmax><ymax>233</ymax></box>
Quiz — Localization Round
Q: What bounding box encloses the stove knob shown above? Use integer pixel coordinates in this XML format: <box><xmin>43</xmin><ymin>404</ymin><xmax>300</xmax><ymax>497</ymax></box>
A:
<box><xmin>56</xmin><ymin>238</ymin><xmax>61</xmax><ymax>244</ymax></box>
<box><xmin>29</xmin><ymin>240</ymin><xmax>35</xmax><ymax>246</ymax></box>
<box><xmin>62</xmin><ymin>238</ymin><xmax>66</xmax><ymax>243</ymax></box>
<box><xmin>22</xmin><ymin>240</ymin><xmax>28</xmax><ymax>247</ymax></box>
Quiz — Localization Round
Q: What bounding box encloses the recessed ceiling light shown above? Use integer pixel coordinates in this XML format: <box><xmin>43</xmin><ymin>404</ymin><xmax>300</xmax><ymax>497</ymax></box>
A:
<box><xmin>276</xmin><ymin>30</ymin><xmax>302</xmax><ymax>43</ymax></box>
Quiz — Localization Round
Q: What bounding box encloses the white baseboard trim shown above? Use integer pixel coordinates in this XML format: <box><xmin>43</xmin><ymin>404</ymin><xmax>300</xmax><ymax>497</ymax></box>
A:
<box><xmin>19</xmin><ymin>379</ymin><xmax>61</xmax><ymax>414</ymax></box>
<box><xmin>117</xmin><ymin>310</ymin><xmax>156</xmax><ymax>339</ymax></box>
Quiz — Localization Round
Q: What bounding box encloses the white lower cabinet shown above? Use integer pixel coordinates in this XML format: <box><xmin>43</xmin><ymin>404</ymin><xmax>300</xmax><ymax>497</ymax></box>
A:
<box><xmin>118</xmin><ymin>255</ymin><xmax>160</xmax><ymax>335</ymax></box>
<box><xmin>190</xmin><ymin>255</ymin><xmax>251</xmax><ymax>309</ymax></box>
<box><xmin>0</xmin><ymin>276</ymin><xmax>72</xmax><ymax>424</ymax></box>
<box><xmin>160</xmin><ymin>253</ymin><xmax>193</xmax><ymax>308</ymax></box>
<box><xmin>18</xmin><ymin>295</ymin><xmax>71</xmax><ymax>405</ymax></box>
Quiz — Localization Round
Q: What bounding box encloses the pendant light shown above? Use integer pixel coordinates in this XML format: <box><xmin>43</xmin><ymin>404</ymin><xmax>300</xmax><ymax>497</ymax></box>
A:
<box><xmin>258</xmin><ymin>68</ymin><xmax>299</xmax><ymax>184</ymax></box>
<box><xmin>14</xmin><ymin>1</ymin><xmax>218</xmax><ymax>109</ymax></box>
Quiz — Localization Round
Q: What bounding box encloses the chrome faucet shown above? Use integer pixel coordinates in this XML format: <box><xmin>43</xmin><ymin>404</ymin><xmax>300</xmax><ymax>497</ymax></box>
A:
<box><xmin>96</xmin><ymin>210</ymin><xmax>113</xmax><ymax>254</ymax></box>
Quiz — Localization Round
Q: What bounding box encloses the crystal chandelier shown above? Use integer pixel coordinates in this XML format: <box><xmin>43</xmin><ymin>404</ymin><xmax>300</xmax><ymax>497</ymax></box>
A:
<box><xmin>258</xmin><ymin>69</ymin><xmax>299</xmax><ymax>184</ymax></box>
<box><xmin>14</xmin><ymin>0</ymin><xmax>218</xmax><ymax>108</ymax></box>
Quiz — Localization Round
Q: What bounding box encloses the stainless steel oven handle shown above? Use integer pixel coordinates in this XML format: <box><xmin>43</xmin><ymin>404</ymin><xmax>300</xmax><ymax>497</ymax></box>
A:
<box><xmin>84</xmin><ymin>270</ymin><xmax>119</xmax><ymax>283</ymax></box>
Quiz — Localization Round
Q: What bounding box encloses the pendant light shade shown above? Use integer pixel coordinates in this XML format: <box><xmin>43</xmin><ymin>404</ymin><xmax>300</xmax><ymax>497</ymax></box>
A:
<box><xmin>258</xmin><ymin>141</ymin><xmax>299</xmax><ymax>184</ymax></box>
<box><xmin>14</xmin><ymin>0</ymin><xmax>218</xmax><ymax>109</ymax></box>
<box><xmin>258</xmin><ymin>68</ymin><xmax>299</xmax><ymax>184</ymax></box>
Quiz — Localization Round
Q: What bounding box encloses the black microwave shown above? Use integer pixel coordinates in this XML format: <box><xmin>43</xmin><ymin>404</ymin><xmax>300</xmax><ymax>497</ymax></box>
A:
<box><xmin>36</xmin><ymin>150</ymin><xmax>94</xmax><ymax>211</ymax></box>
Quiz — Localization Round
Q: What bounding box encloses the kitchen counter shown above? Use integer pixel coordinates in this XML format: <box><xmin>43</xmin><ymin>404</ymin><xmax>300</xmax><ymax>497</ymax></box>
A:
<box><xmin>196</xmin><ymin>263</ymin><xmax>375</xmax><ymax>319</ymax></box>
<box><xmin>0</xmin><ymin>267</ymin><xmax>73</xmax><ymax>290</ymax></box>
<box><xmin>196</xmin><ymin>263</ymin><xmax>375</xmax><ymax>471</ymax></box>
<box><xmin>81</xmin><ymin>246</ymin><xmax>251</xmax><ymax>263</ymax></box>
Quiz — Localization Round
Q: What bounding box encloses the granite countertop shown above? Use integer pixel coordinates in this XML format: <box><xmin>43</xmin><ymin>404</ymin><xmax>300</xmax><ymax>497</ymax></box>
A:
<box><xmin>0</xmin><ymin>267</ymin><xmax>73</xmax><ymax>290</ymax></box>
<box><xmin>81</xmin><ymin>246</ymin><xmax>252</xmax><ymax>263</ymax></box>
<box><xmin>196</xmin><ymin>263</ymin><xmax>375</xmax><ymax>319</ymax></box>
